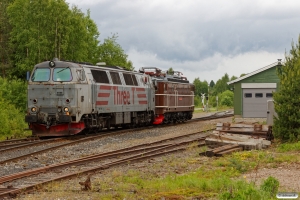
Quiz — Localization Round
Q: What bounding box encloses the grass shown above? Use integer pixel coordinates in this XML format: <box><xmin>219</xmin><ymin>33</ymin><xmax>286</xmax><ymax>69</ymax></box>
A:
<box><xmin>29</xmin><ymin>172</ymin><xmax>278</xmax><ymax>200</ymax></box>
<box><xmin>0</xmin><ymin>130</ymin><xmax>32</xmax><ymax>141</ymax></box>
<box><xmin>25</xmin><ymin>143</ymin><xmax>298</xmax><ymax>200</ymax></box>
<box><xmin>276</xmin><ymin>141</ymin><xmax>300</xmax><ymax>152</ymax></box>
<box><xmin>193</xmin><ymin>106</ymin><xmax>232</xmax><ymax>114</ymax></box>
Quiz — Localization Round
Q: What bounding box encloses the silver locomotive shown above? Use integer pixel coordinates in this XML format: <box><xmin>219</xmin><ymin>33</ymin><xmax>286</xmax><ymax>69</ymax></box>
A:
<box><xmin>25</xmin><ymin>59</ymin><xmax>155</xmax><ymax>136</ymax></box>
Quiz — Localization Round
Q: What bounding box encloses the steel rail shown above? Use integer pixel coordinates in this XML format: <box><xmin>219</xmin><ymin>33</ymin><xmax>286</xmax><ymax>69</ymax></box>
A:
<box><xmin>0</xmin><ymin>136</ymin><xmax>206</xmax><ymax>199</ymax></box>
<box><xmin>0</xmin><ymin>137</ymin><xmax>39</xmax><ymax>146</ymax></box>
<box><xmin>0</xmin><ymin>129</ymin><xmax>213</xmax><ymax>183</ymax></box>
<box><xmin>0</xmin><ymin>111</ymin><xmax>232</xmax><ymax>165</ymax></box>
<box><xmin>0</xmin><ymin>138</ymin><xmax>66</xmax><ymax>153</ymax></box>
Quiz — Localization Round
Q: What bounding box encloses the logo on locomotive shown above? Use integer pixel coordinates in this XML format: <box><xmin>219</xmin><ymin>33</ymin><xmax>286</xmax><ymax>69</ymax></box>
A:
<box><xmin>97</xmin><ymin>85</ymin><xmax>147</xmax><ymax>106</ymax></box>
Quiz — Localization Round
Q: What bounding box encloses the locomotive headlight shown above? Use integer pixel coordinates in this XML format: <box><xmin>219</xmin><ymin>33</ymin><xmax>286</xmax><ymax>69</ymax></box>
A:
<box><xmin>31</xmin><ymin>107</ymin><xmax>37</xmax><ymax>113</ymax></box>
<box><xmin>65</xmin><ymin>98</ymin><xmax>70</xmax><ymax>104</ymax></box>
<box><xmin>64</xmin><ymin>107</ymin><xmax>69</xmax><ymax>112</ymax></box>
<box><xmin>33</xmin><ymin>99</ymin><xmax>38</xmax><ymax>104</ymax></box>
<box><xmin>49</xmin><ymin>60</ymin><xmax>55</xmax><ymax>67</ymax></box>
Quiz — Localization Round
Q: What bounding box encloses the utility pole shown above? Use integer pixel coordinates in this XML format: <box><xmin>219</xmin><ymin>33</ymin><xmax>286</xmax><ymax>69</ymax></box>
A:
<box><xmin>206</xmin><ymin>84</ymin><xmax>209</xmax><ymax>112</ymax></box>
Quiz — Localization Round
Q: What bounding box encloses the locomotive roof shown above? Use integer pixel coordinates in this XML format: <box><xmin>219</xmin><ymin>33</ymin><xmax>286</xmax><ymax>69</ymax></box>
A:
<box><xmin>154</xmin><ymin>77</ymin><xmax>190</xmax><ymax>84</ymax></box>
<box><xmin>139</xmin><ymin>66</ymin><xmax>189</xmax><ymax>82</ymax></box>
<box><xmin>34</xmin><ymin>60</ymin><xmax>143</xmax><ymax>75</ymax></box>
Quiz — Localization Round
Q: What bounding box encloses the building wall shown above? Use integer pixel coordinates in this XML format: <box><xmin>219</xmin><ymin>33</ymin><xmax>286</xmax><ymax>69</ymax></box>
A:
<box><xmin>232</xmin><ymin>65</ymin><xmax>280</xmax><ymax>116</ymax></box>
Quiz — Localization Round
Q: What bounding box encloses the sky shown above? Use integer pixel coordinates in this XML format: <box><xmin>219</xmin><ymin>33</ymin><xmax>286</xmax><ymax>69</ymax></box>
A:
<box><xmin>66</xmin><ymin>0</ymin><xmax>300</xmax><ymax>83</ymax></box>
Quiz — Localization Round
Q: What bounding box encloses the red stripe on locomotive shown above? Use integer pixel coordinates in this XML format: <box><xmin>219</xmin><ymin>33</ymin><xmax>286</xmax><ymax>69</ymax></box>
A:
<box><xmin>98</xmin><ymin>93</ymin><xmax>110</xmax><ymax>97</ymax></box>
<box><xmin>96</xmin><ymin>101</ymin><xmax>109</xmax><ymax>105</ymax></box>
<box><xmin>136</xmin><ymin>88</ymin><xmax>145</xmax><ymax>91</ymax></box>
<box><xmin>139</xmin><ymin>100</ymin><xmax>148</xmax><ymax>104</ymax></box>
<box><xmin>100</xmin><ymin>85</ymin><xmax>112</xmax><ymax>90</ymax></box>
<box><xmin>137</xmin><ymin>94</ymin><xmax>146</xmax><ymax>98</ymax></box>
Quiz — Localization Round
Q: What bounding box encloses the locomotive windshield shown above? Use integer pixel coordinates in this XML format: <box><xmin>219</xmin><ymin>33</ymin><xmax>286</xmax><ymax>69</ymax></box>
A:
<box><xmin>31</xmin><ymin>68</ymin><xmax>50</xmax><ymax>82</ymax></box>
<box><xmin>53</xmin><ymin>67</ymin><xmax>72</xmax><ymax>82</ymax></box>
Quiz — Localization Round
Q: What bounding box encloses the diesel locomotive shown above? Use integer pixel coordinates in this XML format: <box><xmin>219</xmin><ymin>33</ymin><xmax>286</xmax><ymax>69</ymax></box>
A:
<box><xmin>25</xmin><ymin>59</ymin><xmax>194</xmax><ymax>137</ymax></box>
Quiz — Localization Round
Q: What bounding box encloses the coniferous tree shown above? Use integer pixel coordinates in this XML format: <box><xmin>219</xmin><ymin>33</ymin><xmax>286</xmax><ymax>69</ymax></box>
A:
<box><xmin>273</xmin><ymin>36</ymin><xmax>300</xmax><ymax>141</ymax></box>
<box><xmin>209</xmin><ymin>80</ymin><xmax>215</xmax><ymax>88</ymax></box>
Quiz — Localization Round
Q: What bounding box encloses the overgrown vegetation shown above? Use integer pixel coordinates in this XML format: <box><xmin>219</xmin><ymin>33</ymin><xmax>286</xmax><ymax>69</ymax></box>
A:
<box><xmin>273</xmin><ymin>35</ymin><xmax>300</xmax><ymax>141</ymax></box>
<box><xmin>30</xmin><ymin>144</ymin><xmax>299</xmax><ymax>200</ymax></box>
<box><xmin>0</xmin><ymin>77</ymin><xmax>29</xmax><ymax>140</ymax></box>
<box><xmin>276</xmin><ymin>140</ymin><xmax>300</xmax><ymax>152</ymax></box>
<box><xmin>0</xmin><ymin>77</ymin><xmax>27</xmax><ymax>111</ymax></box>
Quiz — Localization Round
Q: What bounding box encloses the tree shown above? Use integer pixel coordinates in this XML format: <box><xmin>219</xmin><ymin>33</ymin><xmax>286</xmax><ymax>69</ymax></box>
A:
<box><xmin>66</xmin><ymin>7</ymin><xmax>100</xmax><ymax>64</ymax></box>
<box><xmin>209</xmin><ymin>80</ymin><xmax>215</xmax><ymax>88</ymax></box>
<box><xmin>167</xmin><ymin>67</ymin><xmax>174</xmax><ymax>75</ymax></box>
<box><xmin>193</xmin><ymin>77</ymin><xmax>208</xmax><ymax>97</ymax></box>
<box><xmin>273</xmin><ymin>36</ymin><xmax>300</xmax><ymax>141</ymax></box>
<box><xmin>7</xmin><ymin>0</ymin><xmax>72</xmax><ymax>77</ymax></box>
<box><xmin>230</xmin><ymin>75</ymin><xmax>238</xmax><ymax>81</ymax></box>
<box><xmin>82</xmin><ymin>9</ymin><xmax>100</xmax><ymax>64</ymax></box>
<box><xmin>0</xmin><ymin>0</ymin><xmax>13</xmax><ymax>77</ymax></box>
<box><xmin>98</xmin><ymin>34</ymin><xmax>133</xmax><ymax>70</ymax></box>
<box><xmin>7</xmin><ymin>0</ymin><xmax>101</xmax><ymax>78</ymax></box>
<box><xmin>212</xmin><ymin>73</ymin><xmax>230</xmax><ymax>95</ymax></box>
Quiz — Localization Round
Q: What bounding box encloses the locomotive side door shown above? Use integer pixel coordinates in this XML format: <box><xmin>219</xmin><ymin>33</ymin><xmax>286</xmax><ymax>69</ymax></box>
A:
<box><xmin>86</xmin><ymin>71</ymin><xmax>95</xmax><ymax>112</ymax></box>
<box><xmin>147</xmin><ymin>76</ymin><xmax>155</xmax><ymax>111</ymax></box>
<box><xmin>76</xmin><ymin>69</ymin><xmax>90</xmax><ymax>121</ymax></box>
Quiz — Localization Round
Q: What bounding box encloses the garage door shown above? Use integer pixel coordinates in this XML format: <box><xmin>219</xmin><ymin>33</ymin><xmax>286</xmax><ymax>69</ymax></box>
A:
<box><xmin>243</xmin><ymin>88</ymin><xmax>275</xmax><ymax>118</ymax></box>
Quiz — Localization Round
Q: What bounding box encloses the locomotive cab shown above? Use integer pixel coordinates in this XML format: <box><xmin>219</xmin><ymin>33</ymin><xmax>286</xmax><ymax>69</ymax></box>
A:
<box><xmin>25</xmin><ymin>59</ymin><xmax>87</xmax><ymax>136</ymax></box>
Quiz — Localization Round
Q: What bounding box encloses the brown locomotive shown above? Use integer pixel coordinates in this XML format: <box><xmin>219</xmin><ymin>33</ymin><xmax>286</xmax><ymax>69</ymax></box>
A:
<box><xmin>139</xmin><ymin>67</ymin><xmax>194</xmax><ymax>124</ymax></box>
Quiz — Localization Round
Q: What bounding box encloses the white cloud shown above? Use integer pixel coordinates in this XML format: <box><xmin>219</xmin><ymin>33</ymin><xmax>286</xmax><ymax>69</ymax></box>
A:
<box><xmin>128</xmin><ymin>48</ymin><xmax>283</xmax><ymax>83</ymax></box>
<box><xmin>65</xmin><ymin>0</ymin><xmax>298</xmax><ymax>84</ymax></box>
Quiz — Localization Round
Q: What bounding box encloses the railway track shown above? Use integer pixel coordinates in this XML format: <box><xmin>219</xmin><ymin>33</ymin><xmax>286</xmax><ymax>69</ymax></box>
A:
<box><xmin>0</xmin><ymin>111</ymin><xmax>234</xmax><ymax>198</ymax></box>
<box><xmin>0</xmin><ymin>138</ymin><xmax>65</xmax><ymax>152</ymax></box>
<box><xmin>0</xmin><ymin>137</ymin><xmax>39</xmax><ymax>147</ymax></box>
<box><xmin>0</xmin><ymin>129</ymin><xmax>209</xmax><ymax>199</ymax></box>
<box><xmin>0</xmin><ymin>111</ymin><xmax>233</xmax><ymax>165</ymax></box>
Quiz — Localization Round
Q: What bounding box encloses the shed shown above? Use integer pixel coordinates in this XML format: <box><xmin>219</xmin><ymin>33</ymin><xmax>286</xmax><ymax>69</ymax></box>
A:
<box><xmin>227</xmin><ymin>60</ymin><xmax>282</xmax><ymax>118</ymax></box>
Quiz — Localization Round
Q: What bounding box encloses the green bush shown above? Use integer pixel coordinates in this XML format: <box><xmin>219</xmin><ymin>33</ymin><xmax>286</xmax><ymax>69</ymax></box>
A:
<box><xmin>0</xmin><ymin>77</ymin><xmax>28</xmax><ymax>140</ymax></box>
<box><xmin>219</xmin><ymin>90</ymin><xmax>234</xmax><ymax>107</ymax></box>
<box><xmin>0</xmin><ymin>77</ymin><xmax>27</xmax><ymax>111</ymax></box>
<box><xmin>260</xmin><ymin>176</ymin><xmax>279</xmax><ymax>197</ymax></box>
<box><xmin>0</xmin><ymin>97</ymin><xmax>28</xmax><ymax>139</ymax></box>
<box><xmin>194</xmin><ymin>95</ymin><xmax>201</xmax><ymax>107</ymax></box>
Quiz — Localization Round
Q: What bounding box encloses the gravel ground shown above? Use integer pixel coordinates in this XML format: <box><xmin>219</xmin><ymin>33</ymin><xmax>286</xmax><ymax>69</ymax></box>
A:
<box><xmin>0</xmin><ymin>140</ymin><xmax>70</xmax><ymax>163</ymax></box>
<box><xmin>244</xmin><ymin>159</ymin><xmax>300</xmax><ymax>192</ymax></box>
<box><xmin>2</xmin><ymin>111</ymin><xmax>278</xmax><ymax>199</ymax></box>
<box><xmin>1</xmin><ymin>111</ymin><xmax>225</xmax><ymax>178</ymax></box>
